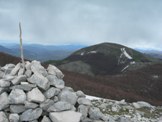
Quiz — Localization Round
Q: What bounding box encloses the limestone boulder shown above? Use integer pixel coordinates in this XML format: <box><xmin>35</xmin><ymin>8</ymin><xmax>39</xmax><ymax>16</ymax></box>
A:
<box><xmin>27</xmin><ymin>87</ymin><xmax>45</xmax><ymax>103</ymax></box>
<box><xmin>49</xmin><ymin>111</ymin><xmax>82</xmax><ymax>122</ymax></box>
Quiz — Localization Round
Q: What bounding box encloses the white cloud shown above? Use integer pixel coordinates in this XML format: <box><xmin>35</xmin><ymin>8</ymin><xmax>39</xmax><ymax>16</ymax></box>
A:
<box><xmin>0</xmin><ymin>0</ymin><xmax>162</xmax><ymax>49</ymax></box>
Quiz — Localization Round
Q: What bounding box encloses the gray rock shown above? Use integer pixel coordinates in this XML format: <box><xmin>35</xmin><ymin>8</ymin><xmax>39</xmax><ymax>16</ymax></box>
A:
<box><xmin>0</xmin><ymin>87</ymin><xmax>4</xmax><ymax>94</ymax></box>
<box><xmin>31</xmin><ymin>60</ymin><xmax>48</xmax><ymax>76</ymax></box>
<box><xmin>28</xmin><ymin>73</ymin><xmax>50</xmax><ymax>90</ymax></box>
<box><xmin>44</xmin><ymin>87</ymin><xmax>56</xmax><ymax>99</ymax></box>
<box><xmin>49</xmin><ymin>111</ymin><xmax>82</xmax><ymax>122</ymax></box>
<box><xmin>133</xmin><ymin>101</ymin><xmax>153</xmax><ymax>109</ymax></box>
<box><xmin>116</xmin><ymin>117</ymin><xmax>132</xmax><ymax>122</ymax></box>
<box><xmin>25</xmin><ymin>61</ymin><xmax>31</xmax><ymax>70</ymax></box>
<box><xmin>47</xmin><ymin>75</ymin><xmax>65</xmax><ymax>89</ymax></box>
<box><xmin>53</xmin><ymin>96</ymin><xmax>59</xmax><ymax>102</ymax></box>
<box><xmin>9</xmin><ymin>114</ymin><xmax>19</xmax><ymax>122</ymax></box>
<box><xmin>54</xmin><ymin>88</ymin><xmax>61</xmax><ymax>96</ymax></box>
<box><xmin>77</xmin><ymin>98</ymin><xmax>92</xmax><ymax>106</ymax></box>
<box><xmin>58</xmin><ymin>90</ymin><xmax>78</xmax><ymax>105</ymax></box>
<box><xmin>81</xmin><ymin>118</ymin><xmax>93</xmax><ymax>122</ymax></box>
<box><xmin>0</xmin><ymin>111</ymin><xmax>9</xmax><ymax>122</ymax></box>
<box><xmin>89</xmin><ymin>107</ymin><xmax>103</xmax><ymax>120</ymax></box>
<box><xmin>41</xmin><ymin>116</ymin><xmax>51</xmax><ymax>122</ymax></box>
<box><xmin>76</xmin><ymin>90</ymin><xmax>86</xmax><ymax>98</ymax></box>
<box><xmin>9</xmin><ymin>89</ymin><xmax>26</xmax><ymax>104</ymax></box>
<box><xmin>18</xmin><ymin>68</ymin><xmax>25</xmax><ymax>76</ymax></box>
<box><xmin>48</xmin><ymin>101</ymin><xmax>72</xmax><ymax>112</ymax></box>
<box><xmin>0</xmin><ymin>70</ymin><xmax>4</xmax><ymax>78</ymax></box>
<box><xmin>25</xmin><ymin>69</ymin><xmax>32</xmax><ymax>77</ymax></box>
<box><xmin>2</xmin><ymin>64</ymin><xmax>15</xmax><ymax>71</ymax></box>
<box><xmin>0</xmin><ymin>92</ymin><xmax>9</xmax><ymax>110</ymax></box>
<box><xmin>24</xmin><ymin>101</ymin><xmax>38</xmax><ymax>109</ymax></box>
<box><xmin>63</xmin><ymin>87</ymin><xmax>74</xmax><ymax>92</ymax></box>
<box><xmin>3</xmin><ymin>75</ymin><xmax>15</xmax><ymax>81</ymax></box>
<box><xmin>0</xmin><ymin>79</ymin><xmax>10</xmax><ymax>87</ymax></box>
<box><xmin>111</xmin><ymin>104</ymin><xmax>121</xmax><ymax>112</ymax></box>
<box><xmin>78</xmin><ymin>105</ymin><xmax>90</xmax><ymax>118</ymax></box>
<box><xmin>10</xmin><ymin>63</ymin><xmax>21</xmax><ymax>76</ymax></box>
<box><xmin>40</xmin><ymin>99</ymin><xmax>54</xmax><ymax>111</ymax></box>
<box><xmin>10</xmin><ymin>84</ymin><xmax>36</xmax><ymax>91</ymax></box>
<box><xmin>11</xmin><ymin>75</ymin><xmax>27</xmax><ymax>85</ymax></box>
<box><xmin>20</xmin><ymin>108</ymin><xmax>42</xmax><ymax>121</ymax></box>
<box><xmin>10</xmin><ymin>105</ymin><xmax>26</xmax><ymax>114</ymax></box>
<box><xmin>30</xmin><ymin>120</ymin><xmax>38</xmax><ymax>122</ymax></box>
<box><xmin>47</xmin><ymin>64</ymin><xmax>64</xmax><ymax>79</ymax></box>
<box><xmin>27</xmin><ymin>87</ymin><xmax>45</xmax><ymax>103</ymax></box>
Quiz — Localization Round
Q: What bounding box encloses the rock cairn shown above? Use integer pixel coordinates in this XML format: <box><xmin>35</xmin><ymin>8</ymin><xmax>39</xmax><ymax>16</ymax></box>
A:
<box><xmin>0</xmin><ymin>60</ymin><xmax>107</xmax><ymax>122</ymax></box>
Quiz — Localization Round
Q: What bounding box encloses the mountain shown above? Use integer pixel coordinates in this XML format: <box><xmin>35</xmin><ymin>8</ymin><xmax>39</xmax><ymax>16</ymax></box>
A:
<box><xmin>52</xmin><ymin>42</ymin><xmax>150</xmax><ymax>76</ymax></box>
<box><xmin>45</xmin><ymin>43</ymin><xmax>162</xmax><ymax>105</ymax></box>
<box><xmin>0</xmin><ymin>44</ymin><xmax>85</xmax><ymax>61</ymax></box>
<box><xmin>137</xmin><ymin>48</ymin><xmax>162</xmax><ymax>60</ymax></box>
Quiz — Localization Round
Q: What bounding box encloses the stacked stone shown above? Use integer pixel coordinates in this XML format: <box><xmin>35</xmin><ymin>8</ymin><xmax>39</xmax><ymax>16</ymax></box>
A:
<box><xmin>0</xmin><ymin>60</ymin><xmax>107</xmax><ymax>122</ymax></box>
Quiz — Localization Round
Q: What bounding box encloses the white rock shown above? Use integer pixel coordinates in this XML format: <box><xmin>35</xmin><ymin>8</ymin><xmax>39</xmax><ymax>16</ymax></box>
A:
<box><xmin>41</xmin><ymin>116</ymin><xmax>51</xmax><ymax>122</ymax></box>
<box><xmin>10</xmin><ymin>63</ymin><xmax>21</xmax><ymax>76</ymax></box>
<box><xmin>40</xmin><ymin>99</ymin><xmax>54</xmax><ymax>111</ymax></box>
<box><xmin>0</xmin><ymin>92</ymin><xmax>9</xmax><ymax>110</ymax></box>
<box><xmin>44</xmin><ymin>87</ymin><xmax>56</xmax><ymax>99</ymax></box>
<box><xmin>2</xmin><ymin>64</ymin><xmax>15</xmax><ymax>70</ymax></box>
<box><xmin>25</xmin><ymin>69</ymin><xmax>32</xmax><ymax>77</ymax></box>
<box><xmin>47</xmin><ymin>75</ymin><xmax>65</xmax><ymax>89</ymax></box>
<box><xmin>47</xmin><ymin>64</ymin><xmax>64</xmax><ymax>79</ymax></box>
<box><xmin>9</xmin><ymin>89</ymin><xmax>26</xmax><ymax>104</ymax></box>
<box><xmin>18</xmin><ymin>68</ymin><xmax>25</xmax><ymax>75</ymax></box>
<box><xmin>76</xmin><ymin>90</ymin><xmax>86</xmax><ymax>97</ymax></box>
<box><xmin>0</xmin><ymin>111</ymin><xmax>9</xmax><ymax>122</ymax></box>
<box><xmin>27</xmin><ymin>87</ymin><xmax>45</xmax><ymax>103</ymax></box>
<box><xmin>24</xmin><ymin>101</ymin><xmax>38</xmax><ymax>109</ymax></box>
<box><xmin>25</xmin><ymin>61</ymin><xmax>31</xmax><ymax>70</ymax></box>
<box><xmin>11</xmin><ymin>75</ymin><xmax>26</xmax><ymax>85</ymax></box>
<box><xmin>77</xmin><ymin>98</ymin><xmax>92</xmax><ymax>106</ymax></box>
<box><xmin>31</xmin><ymin>60</ymin><xmax>48</xmax><ymax>76</ymax></box>
<box><xmin>78</xmin><ymin>105</ymin><xmax>90</xmax><ymax>118</ymax></box>
<box><xmin>0</xmin><ymin>70</ymin><xmax>4</xmax><ymax>78</ymax></box>
<box><xmin>3</xmin><ymin>75</ymin><xmax>15</xmax><ymax>81</ymax></box>
<box><xmin>89</xmin><ymin>107</ymin><xmax>104</xmax><ymax>120</ymax></box>
<box><xmin>0</xmin><ymin>79</ymin><xmax>10</xmax><ymax>87</ymax></box>
<box><xmin>9</xmin><ymin>114</ymin><xmax>19</xmax><ymax>122</ymax></box>
<box><xmin>133</xmin><ymin>101</ymin><xmax>153</xmax><ymax>109</ymax></box>
<box><xmin>48</xmin><ymin>101</ymin><xmax>72</xmax><ymax>112</ymax></box>
<box><xmin>20</xmin><ymin>108</ymin><xmax>42</xmax><ymax>121</ymax></box>
<box><xmin>49</xmin><ymin>111</ymin><xmax>82</xmax><ymax>122</ymax></box>
<box><xmin>28</xmin><ymin>73</ymin><xmax>50</xmax><ymax>90</ymax></box>
<box><xmin>10</xmin><ymin>105</ymin><xmax>26</xmax><ymax>114</ymax></box>
<box><xmin>58</xmin><ymin>90</ymin><xmax>78</xmax><ymax>105</ymax></box>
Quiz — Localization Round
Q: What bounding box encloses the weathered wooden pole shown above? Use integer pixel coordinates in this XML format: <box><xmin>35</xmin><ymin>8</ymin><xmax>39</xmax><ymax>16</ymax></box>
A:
<box><xmin>19</xmin><ymin>22</ymin><xmax>25</xmax><ymax>68</ymax></box>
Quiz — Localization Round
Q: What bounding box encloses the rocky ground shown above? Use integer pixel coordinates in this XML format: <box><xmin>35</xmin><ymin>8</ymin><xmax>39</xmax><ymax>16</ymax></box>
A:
<box><xmin>0</xmin><ymin>60</ymin><xmax>161</xmax><ymax>122</ymax></box>
<box><xmin>91</xmin><ymin>98</ymin><xmax>162</xmax><ymax>122</ymax></box>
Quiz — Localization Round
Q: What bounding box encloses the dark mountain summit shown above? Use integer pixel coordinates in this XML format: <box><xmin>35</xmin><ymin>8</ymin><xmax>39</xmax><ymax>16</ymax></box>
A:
<box><xmin>57</xmin><ymin>43</ymin><xmax>149</xmax><ymax>76</ymax></box>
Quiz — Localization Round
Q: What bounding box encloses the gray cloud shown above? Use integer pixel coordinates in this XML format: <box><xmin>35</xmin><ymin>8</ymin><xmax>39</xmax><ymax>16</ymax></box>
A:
<box><xmin>0</xmin><ymin>0</ymin><xmax>162</xmax><ymax>49</ymax></box>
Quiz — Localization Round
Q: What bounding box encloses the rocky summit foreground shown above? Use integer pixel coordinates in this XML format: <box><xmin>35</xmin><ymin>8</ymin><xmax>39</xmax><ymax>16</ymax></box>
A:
<box><xmin>0</xmin><ymin>60</ymin><xmax>108</xmax><ymax>122</ymax></box>
<box><xmin>0</xmin><ymin>60</ymin><xmax>162</xmax><ymax>122</ymax></box>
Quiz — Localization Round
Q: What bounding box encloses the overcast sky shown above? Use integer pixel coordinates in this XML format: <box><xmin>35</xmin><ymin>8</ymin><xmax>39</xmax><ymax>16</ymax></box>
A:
<box><xmin>0</xmin><ymin>0</ymin><xmax>162</xmax><ymax>49</ymax></box>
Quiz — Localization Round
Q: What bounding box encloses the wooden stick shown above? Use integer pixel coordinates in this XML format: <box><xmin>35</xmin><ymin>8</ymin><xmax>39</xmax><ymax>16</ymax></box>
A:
<box><xmin>19</xmin><ymin>22</ymin><xmax>25</xmax><ymax>68</ymax></box>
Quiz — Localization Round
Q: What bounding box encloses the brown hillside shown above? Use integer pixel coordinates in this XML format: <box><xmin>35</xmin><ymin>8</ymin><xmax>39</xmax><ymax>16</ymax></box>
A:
<box><xmin>0</xmin><ymin>52</ymin><xmax>21</xmax><ymax>66</ymax></box>
<box><xmin>63</xmin><ymin>63</ymin><xmax>162</xmax><ymax>106</ymax></box>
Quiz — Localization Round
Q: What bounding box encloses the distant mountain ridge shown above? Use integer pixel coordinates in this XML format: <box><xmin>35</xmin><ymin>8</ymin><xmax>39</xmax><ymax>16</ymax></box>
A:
<box><xmin>136</xmin><ymin>48</ymin><xmax>162</xmax><ymax>60</ymax></box>
<box><xmin>0</xmin><ymin>43</ymin><xmax>85</xmax><ymax>61</ymax></box>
